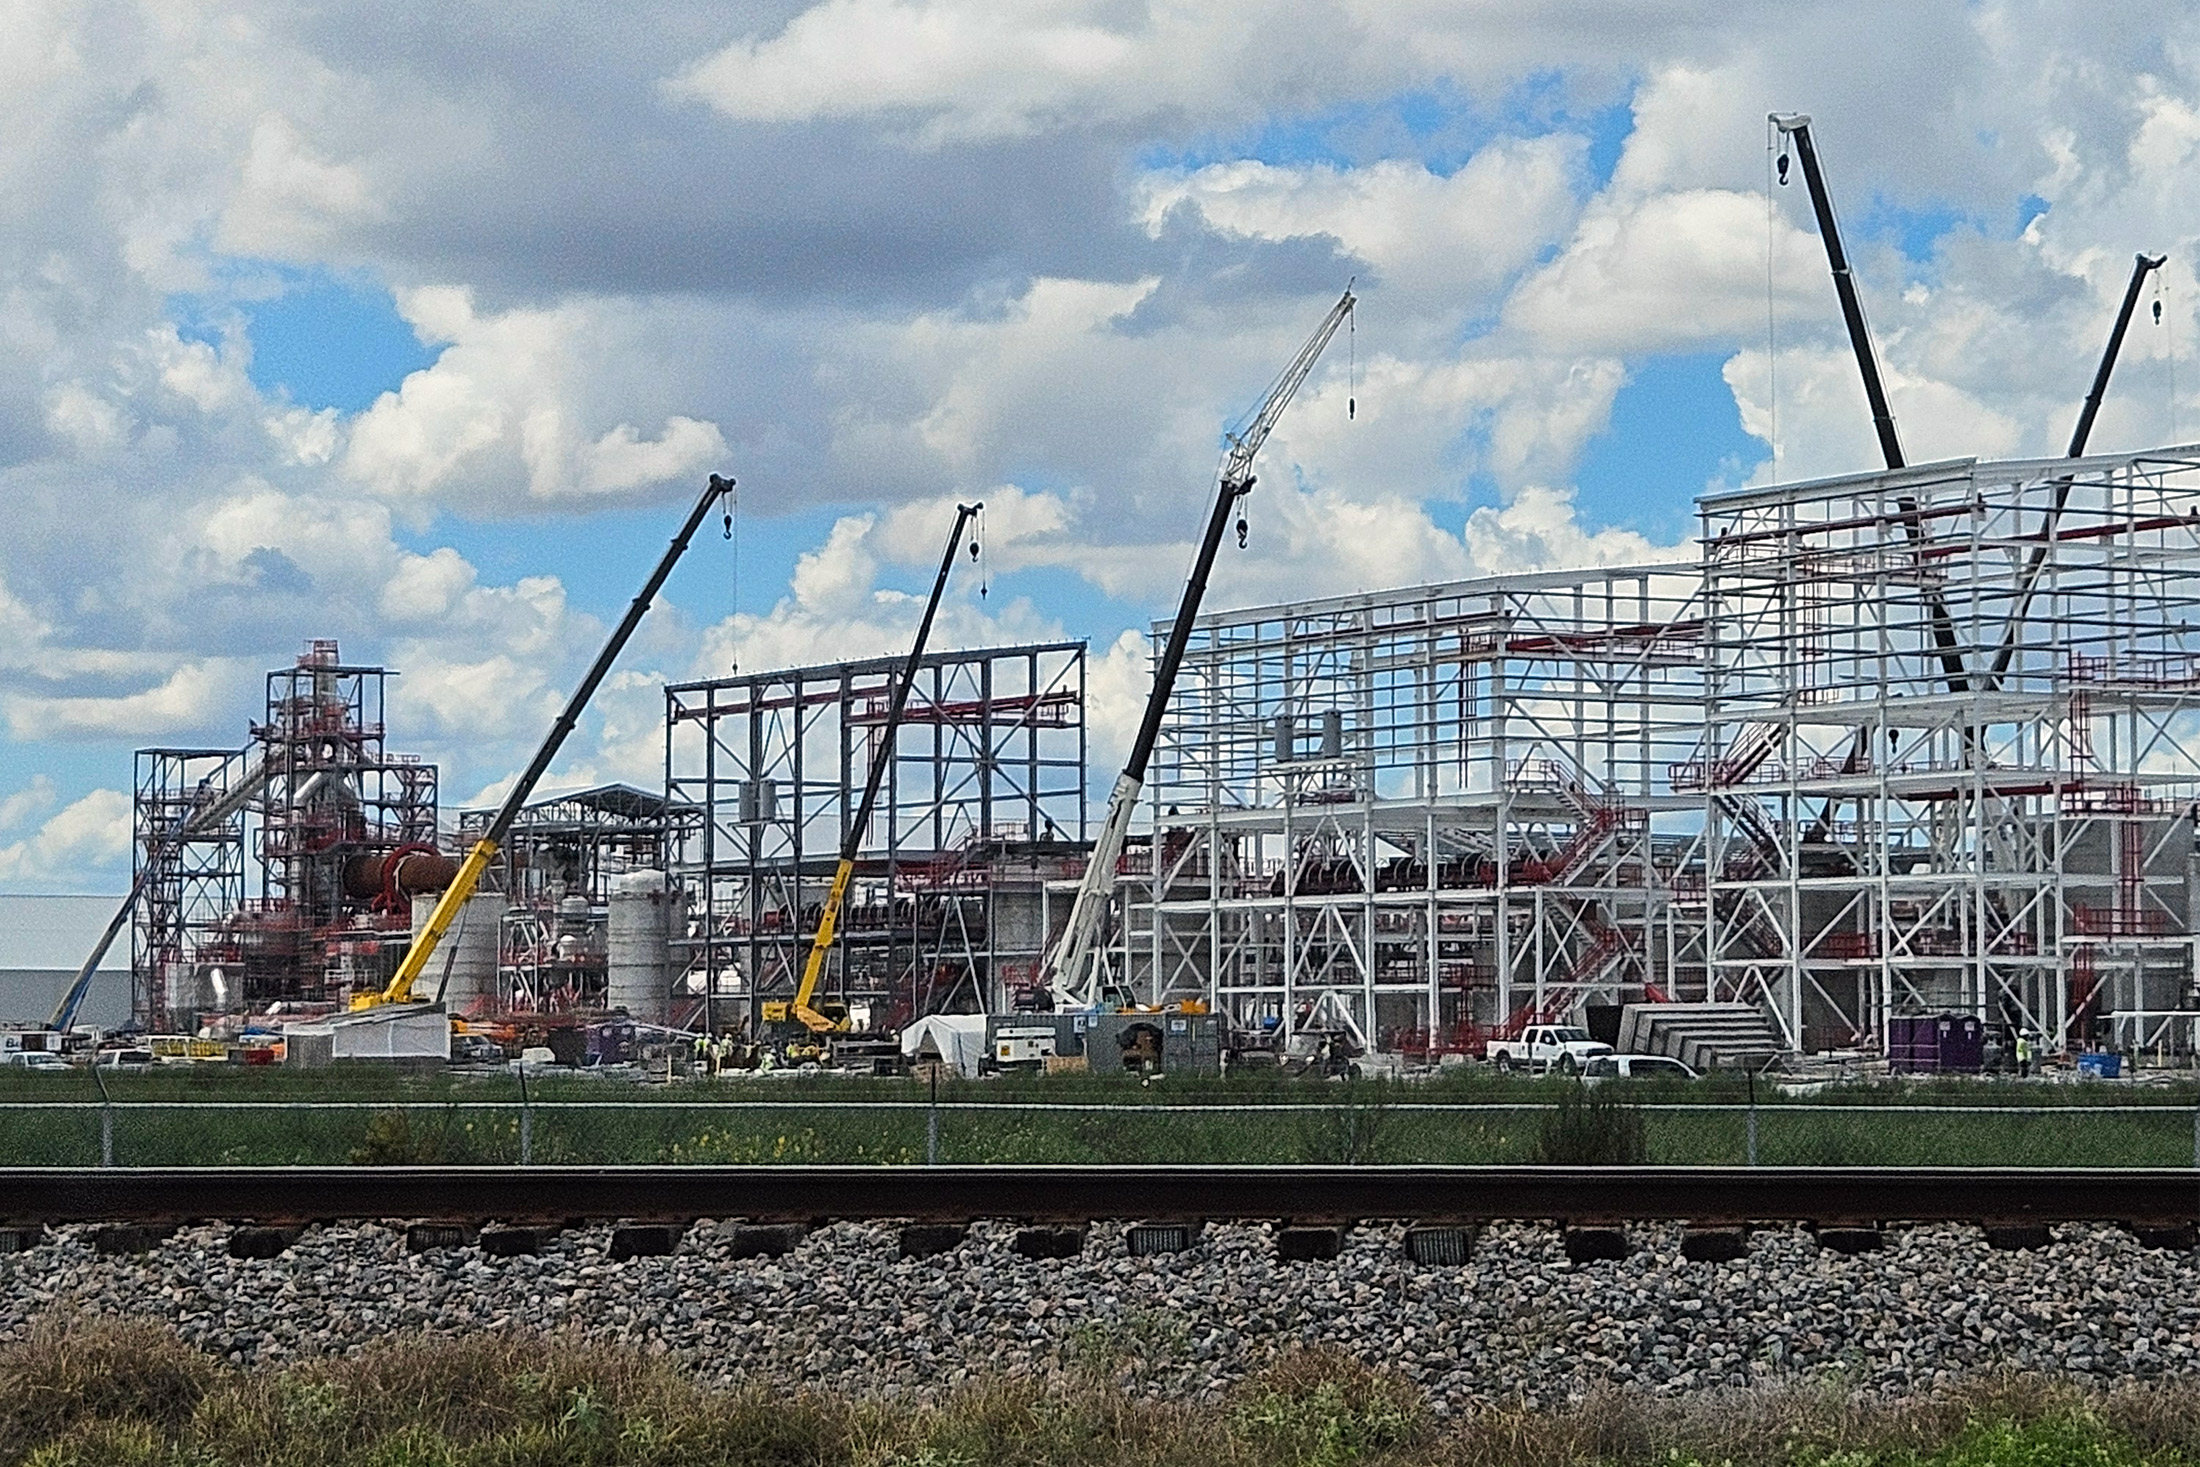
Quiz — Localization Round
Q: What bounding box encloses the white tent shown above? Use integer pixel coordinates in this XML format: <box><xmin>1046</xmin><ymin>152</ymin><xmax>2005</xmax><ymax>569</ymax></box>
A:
<box><xmin>900</xmin><ymin>1014</ymin><xmax>987</xmax><ymax>1078</ymax></box>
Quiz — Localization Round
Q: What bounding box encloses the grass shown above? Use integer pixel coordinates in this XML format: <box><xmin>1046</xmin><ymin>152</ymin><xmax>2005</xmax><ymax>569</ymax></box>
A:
<box><xmin>2</xmin><ymin>1068</ymin><xmax>2198</xmax><ymax>1168</ymax></box>
<box><xmin>7</xmin><ymin>1316</ymin><xmax>2200</xmax><ymax>1465</ymax></box>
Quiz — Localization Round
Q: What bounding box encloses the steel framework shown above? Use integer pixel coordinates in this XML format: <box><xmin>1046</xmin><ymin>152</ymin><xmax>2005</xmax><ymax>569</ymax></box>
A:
<box><xmin>460</xmin><ymin>783</ymin><xmax>700</xmax><ymax>1011</ymax></box>
<box><xmin>666</xmin><ymin>642</ymin><xmax>1087</xmax><ymax>1032</ymax></box>
<box><xmin>1127</xmin><ymin>566</ymin><xmax>1711</xmax><ymax>1048</ymax></box>
<box><xmin>133</xmin><ymin>641</ymin><xmax>441</xmax><ymax>1021</ymax></box>
<box><xmin>1697</xmin><ymin>450</ymin><xmax>2200</xmax><ymax>1051</ymax></box>
<box><xmin>131</xmin><ymin>748</ymin><xmax>250</xmax><ymax>1029</ymax></box>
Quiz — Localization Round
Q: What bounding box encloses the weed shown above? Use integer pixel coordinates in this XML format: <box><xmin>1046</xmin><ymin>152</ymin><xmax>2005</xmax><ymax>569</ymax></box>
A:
<box><xmin>347</xmin><ymin>1110</ymin><xmax>446</xmax><ymax>1166</ymax></box>
<box><xmin>1294</xmin><ymin>1091</ymin><xmax>1399</xmax><ymax>1165</ymax></box>
<box><xmin>1534</xmin><ymin>1083</ymin><xmax>1647</xmax><ymax>1165</ymax></box>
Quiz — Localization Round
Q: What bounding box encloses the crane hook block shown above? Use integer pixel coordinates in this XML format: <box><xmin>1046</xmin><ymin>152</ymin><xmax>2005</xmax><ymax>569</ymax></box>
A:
<box><xmin>1777</xmin><ymin>152</ymin><xmax>1790</xmax><ymax>186</ymax></box>
<box><xmin>1236</xmin><ymin>516</ymin><xmax>1249</xmax><ymax>549</ymax></box>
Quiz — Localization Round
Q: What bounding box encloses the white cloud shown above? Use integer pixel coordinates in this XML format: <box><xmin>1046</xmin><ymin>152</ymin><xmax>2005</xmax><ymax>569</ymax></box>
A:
<box><xmin>670</xmin><ymin>0</ymin><xmax>1349</xmax><ymax>144</ymax></box>
<box><xmin>1506</xmin><ymin>189</ymin><xmax>1831</xmax><ymax>354</ymax></box>
<box><xmin>1085</xmin><ymin>628</ymin><xmax>1150</xmax><ymax>773</ymax></box>
<box><xmin>1139</xmin><ymin>139</ymin><xmax>1584</xmax><ymax>310</ymax></box>
<box><xmin>0</xmin><ymin>788</ymin><xmax>130</xmax><ymax>886</ymax></box>
<box><xmin>0</xmin><ymin>776</ymin><xmax>58</xmax><ymax>834</ymax></box>
<box><xmin>4</xmin><ymin>662</ymin><xmax>245</xmax><ymax>740</ymax></box>
<box><xmin>343</xmin><ymin>289</ymin><xmax>729</xmax><ymax>509</ymax></box>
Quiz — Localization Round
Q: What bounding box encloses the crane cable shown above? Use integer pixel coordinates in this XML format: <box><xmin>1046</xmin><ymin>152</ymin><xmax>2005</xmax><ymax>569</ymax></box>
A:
<box><xmin>1767</xmin><ymin>116</ymin><xmax>1783</xmax><ymax>483</ymax></box>
<box><xmin>724</xmin><ymin>483</ymin><xmax>741</xmax><ymax>673</ymax></box>
<box><xmin>974</xmin><ymin>502</ymin><xmax>987</xmax><ymax>599</ymax></box>
<box><xmin>2159</xmin><ymin>269</ymin><xmax>2181</xmax><ymax>444</ymax></box>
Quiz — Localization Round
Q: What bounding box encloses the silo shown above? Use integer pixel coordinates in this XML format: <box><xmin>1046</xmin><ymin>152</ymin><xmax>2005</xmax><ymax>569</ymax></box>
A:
<box><xmin>608</xmin><ymin>871</ymin><xmax>681</xmax><ymax>1024</ymax></box>
<box><xmin>410</xmin><ymin>892</ymin><xmax>505</xmax><ymax>1010</ymax></box>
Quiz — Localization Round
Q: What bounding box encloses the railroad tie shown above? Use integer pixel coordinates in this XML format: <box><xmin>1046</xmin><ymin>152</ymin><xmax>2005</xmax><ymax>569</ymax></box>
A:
<box><xmin>1012</xmin><ymin>1225</ymin><xmax>1087</xmax><ymax>1260</ymax></box>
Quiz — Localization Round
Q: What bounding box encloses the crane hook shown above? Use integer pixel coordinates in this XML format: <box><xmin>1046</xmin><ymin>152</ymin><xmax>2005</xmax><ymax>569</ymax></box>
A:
<box><xmin>2156</xmin><ymin>299</ymin><xmax>2165</xmax><ymax>326</ymax></box>
<box><xmin>1236</xmin><ymin>516</ymin><xmax>1249</xmax><ymax>549</ymax></box>
<box><xmin>1776</xmin><ymin>151</ymin><xmax>1790</xmax><ymax>187</ymax></box>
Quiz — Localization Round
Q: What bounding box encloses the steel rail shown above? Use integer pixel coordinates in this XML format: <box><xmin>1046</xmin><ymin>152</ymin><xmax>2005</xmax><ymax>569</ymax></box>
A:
<box><xmin>6</xmin><ymin>1166</ymin><xmax>2197</xmax><ymax>1227</ymax></box>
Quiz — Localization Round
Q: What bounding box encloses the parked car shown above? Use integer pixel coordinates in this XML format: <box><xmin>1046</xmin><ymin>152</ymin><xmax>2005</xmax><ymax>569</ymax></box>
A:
<box><xmin>1487</xmin><ymin>1025</ymin><xmax>1613</xmax><ymax>1075</ymax></box>
<box><xmin>94</xmin><ymin>1047</ymin><xmax>155</xmax><ymax>1070</ymax></box>
<box><xmin>13</xmin><ymin>1053</ymin><xmax>73</xmax><ymax>1073</ymax></box>
<box><xmin>450</xmin><ymin>1034</ymin><xmax>504</xmax><ymax>1065</ymax></box>
<box><xmin>1581</xmin><ymin>1053</ymin><xmax>1698</xmax><ymax>1082</ymax></box>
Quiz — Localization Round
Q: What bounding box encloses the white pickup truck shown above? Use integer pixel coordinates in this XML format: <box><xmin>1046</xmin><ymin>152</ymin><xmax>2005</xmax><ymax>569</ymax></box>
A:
<box><xmin>1487</xmin><ymin>1024</ymin><xmax>1613</xmax><ymax>1075</ymax></box>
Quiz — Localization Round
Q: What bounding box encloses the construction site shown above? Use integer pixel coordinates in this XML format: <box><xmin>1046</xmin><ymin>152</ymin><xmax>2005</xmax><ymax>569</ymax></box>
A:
<box><xmin>24</xmin><ymin>116</ymin><xmax>2200</xmax><ymax>1072</ymax></box>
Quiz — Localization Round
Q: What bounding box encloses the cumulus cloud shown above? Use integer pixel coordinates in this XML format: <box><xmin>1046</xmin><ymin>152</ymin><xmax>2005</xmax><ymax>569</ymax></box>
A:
<box><xmin>4</xmin><ymin>662</ymin><xmax>250</xmax><ymax>741</ymax></box>
<box><xmin>342</xmin><ymin>289</ymin><xmax>729</xmax><ymax>508</ymax></box>
<box><xmin>1139</xmin><ymin>138</ymin><xmax>1585</xmax><ymax>318</ymax></box>
<box><xmin>8</xmin><ymin>0</ymin><xmax>2200</xmax><ymax>897</ymax></box>
<box><xmin>0</xmin><ymin>789</ymin><xmax>131</xmax><ymax>887</ymax></box>
<box><xmin>669</xmin><ymin>0</ymin><xmax>1379</xmax><ymax>144</ymax></box>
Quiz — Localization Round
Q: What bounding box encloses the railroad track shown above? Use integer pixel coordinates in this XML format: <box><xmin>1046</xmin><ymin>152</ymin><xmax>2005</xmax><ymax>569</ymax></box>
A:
<box><xmin>6</xmin><ymin>1166</ymin><xmax>2198</xmax><ymax>1230</ymax></box>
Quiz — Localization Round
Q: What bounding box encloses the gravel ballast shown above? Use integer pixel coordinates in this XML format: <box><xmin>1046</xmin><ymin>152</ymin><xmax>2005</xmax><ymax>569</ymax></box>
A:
<box><xmin>2</xmin><ymin>1220</ymin><xmax>2194</xmax><ymax>1410</ymax></box>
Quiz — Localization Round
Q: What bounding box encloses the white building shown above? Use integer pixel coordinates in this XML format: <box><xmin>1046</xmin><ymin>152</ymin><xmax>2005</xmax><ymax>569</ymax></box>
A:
<box><xmin>0</xmin><ymin>894</ymin><xmax>130</xmax><ymax>1029</ymax></box>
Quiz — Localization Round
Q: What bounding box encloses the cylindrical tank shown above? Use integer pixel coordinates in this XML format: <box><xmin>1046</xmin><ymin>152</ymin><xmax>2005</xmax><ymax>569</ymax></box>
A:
<box><xmin>410</xmin><ymin>892</ymin><xmax>505</xmax><ymax>1010</ymax></box>
<box><xmin>608</xmin><ymin>870</ymin><xmax>682</xmax><ymax>1024</ymax></box>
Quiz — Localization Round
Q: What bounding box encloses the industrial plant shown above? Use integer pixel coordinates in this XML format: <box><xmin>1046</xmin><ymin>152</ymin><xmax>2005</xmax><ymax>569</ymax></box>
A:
<box><xmin>22</xmin><ymin>115</ymin><xmax>2200</xmax><ymax>1073</ymax></box>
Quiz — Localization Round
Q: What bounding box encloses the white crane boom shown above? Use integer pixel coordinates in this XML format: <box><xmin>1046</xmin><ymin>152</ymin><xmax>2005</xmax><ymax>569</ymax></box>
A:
<box><xmin>1043</xmin><ymin>288</ymin><xmax>1356</xmax><ymax>1010</ymax></box>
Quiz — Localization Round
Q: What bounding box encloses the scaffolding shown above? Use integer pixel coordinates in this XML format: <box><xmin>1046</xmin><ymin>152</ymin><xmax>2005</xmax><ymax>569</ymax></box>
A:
<box><xmin>1698</xmin><ymin>449</ymin><xmax>2200</xmax><ymax>1052</ymax></box>
<box><xmin>666</xmin><ymin>642</ymin><xmax>1088</xmax><ymax>1033</ymax></box>
<box><xmin>132</xmin><ymin>640</ymin><xmax>441</xmax><ymax>1022</ymax></box>
<box><xmin>131</xmin><ymin>748</ymin><xmax>250</xmax><ymax>1029</ymax></box>
<box><xmin>1127</xmin><ymin>565</ymin><xmax>1711</xmax><ymax>1050</ymax></box>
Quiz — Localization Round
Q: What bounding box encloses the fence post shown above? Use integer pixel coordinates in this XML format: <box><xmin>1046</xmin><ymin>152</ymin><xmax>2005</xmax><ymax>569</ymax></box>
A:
<box><xmin>518</xmin><ymin>1064</ymin><xmax>533</xmax><ymax>1166</ymax></box>
<box><xmin>926</xmin><ymin>1067</ymin><xmax>940</xmax><ymax>1167</ymax></box>
<box><xmin>1746</xmin><ymin>1069</ymin><xmax>1759</xmax><ymax>1167</ymax></box>
<box><xmin>90</xmin><ymin>1062</ymin><xmax>114</xmax><ymax>1168</ymax></box>
<box><xmin>2191</xmin><ymin>1098</ymin><xmax>2198</xmax><ymax>1170</ymax></box>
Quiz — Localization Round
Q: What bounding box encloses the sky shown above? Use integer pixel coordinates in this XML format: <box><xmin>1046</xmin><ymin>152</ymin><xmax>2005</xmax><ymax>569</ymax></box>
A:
<box><xmin>2</xmin><ymin>0</ymin><xmax>2197</xmax><ymax>893</ymax></box>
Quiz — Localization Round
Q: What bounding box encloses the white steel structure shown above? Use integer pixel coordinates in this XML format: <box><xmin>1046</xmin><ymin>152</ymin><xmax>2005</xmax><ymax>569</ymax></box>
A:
<box><xmin>1697</xmin><ymin>449</ymin><xmax>2200</xmax><ymax>1052</ymax></box>
<box><xmin>1125</xmin><ymin>565</ymin><xmax>1711</xmax><ymax>1050</ymax></box>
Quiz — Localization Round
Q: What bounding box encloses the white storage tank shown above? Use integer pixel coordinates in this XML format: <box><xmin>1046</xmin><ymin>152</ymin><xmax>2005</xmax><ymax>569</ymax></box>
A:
<box><xmin>608</xmin><ymin>871</ymin><xmax>681</xmax><ymax>1024</ymax></box>
<box><xmin>409</xmin><ymin>892</ymin><xmax>505</xmax><ymax>1010</ymax></box>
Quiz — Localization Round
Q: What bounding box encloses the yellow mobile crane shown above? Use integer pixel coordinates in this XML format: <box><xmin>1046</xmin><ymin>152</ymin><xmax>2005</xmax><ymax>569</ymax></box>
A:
<box><xmin>357</xmin><ymin>473</ymin><xmax>736</xmax><ymax>1011</ymax></box>
<box><xmin>761</xmin><ymin>502</ymin><xmax>982</xmax><ymax>1053</ymax></box>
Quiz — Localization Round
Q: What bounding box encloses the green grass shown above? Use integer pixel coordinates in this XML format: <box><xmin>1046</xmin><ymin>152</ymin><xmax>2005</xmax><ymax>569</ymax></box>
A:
<box><xmin>6</xmin><ymin>1316</ymin><xmax>2200</xmax><ymax>1466</ymax></box>
<box><xmin>2</xmin><ymin>1068</ymin><xmax>2197</xmax><ymax>1167</ymax></box>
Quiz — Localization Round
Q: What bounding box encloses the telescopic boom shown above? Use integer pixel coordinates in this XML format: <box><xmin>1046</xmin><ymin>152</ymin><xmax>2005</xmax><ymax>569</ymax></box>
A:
<box><xmin>51</xmin><ymin>758</ymin><xmax>268</xmax><ymax>1030</ymax></box>
<box><xmin>1043</xmin><ymin>288</ymin><xmax>1356</xmax><ymax>1009</ymax></box>
<box><xmin>785</xmin><ymin>502</ymin><xmax>982</xmax><ymax>1033</ymax></box>
<box><xmin>363</xmin><ymin>472</ymin><xmax>735</xmax><ymax>1009</ymax></box>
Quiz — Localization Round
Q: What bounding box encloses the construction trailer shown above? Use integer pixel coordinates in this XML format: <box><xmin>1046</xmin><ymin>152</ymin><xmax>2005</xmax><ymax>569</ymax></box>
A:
<box><xmin>1120</xmin><ymin>564</ymin><xmax>1711</xmax><ymax>1053</ymax></box>
<box><xmin>1697</xmin><ymin>447</ymin><xmax>2200</xmax><ymax>1055</ymax></box>
<box><xmin>665</xmin><ymin>641</ymin><xmax>1088</xmax><ymax>1035</ymax></box>
<box><xmin>133</xmin><ymin>640</ymin><xmax>439</xmax><ymax>1029</ymax></box>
